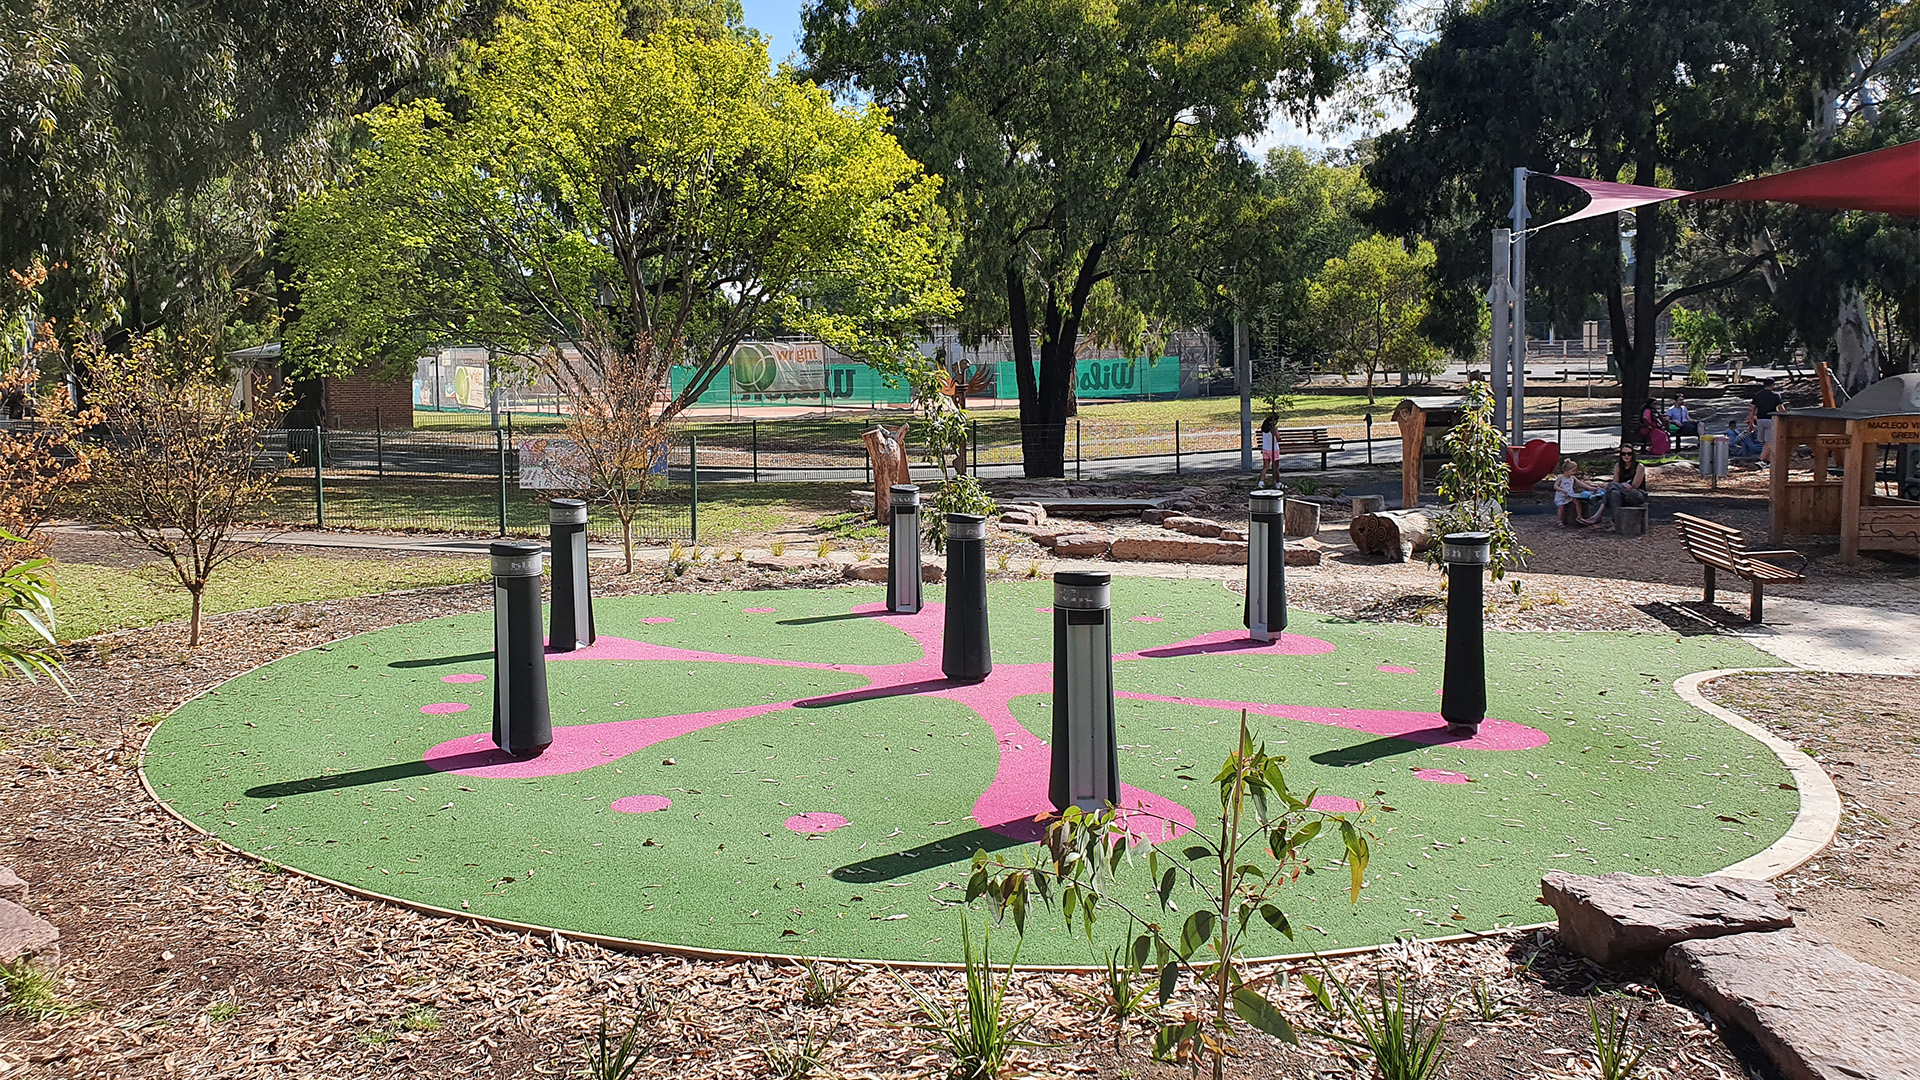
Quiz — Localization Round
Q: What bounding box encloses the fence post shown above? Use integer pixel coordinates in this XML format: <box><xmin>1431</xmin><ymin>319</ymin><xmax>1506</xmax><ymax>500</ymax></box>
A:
<box><xmin>971</xmin><ymin>419</ymin><xmax>979</xmax><ymax>478</ymax></box>
<box><xmin>752</xmin><ymin>419</ymin><xmax>758</xmax><ymax>483</ymax></box>
<box><xmin>375</xmin><ymin>420</ymin><xmax>385</xmax><ymax>479</ymax></box>
<box><xmin>1174</xmin><ymin>420</ymin><xmax>1181</xmax><ymax>476</ymax></box>
<box><xmin>1365</xmin><ymin>413</ymin><xmax>1374</xmax><ymax>466</ymax></box>
<box><xmin>495</xmin><ymin>426</ymin><xmax>508</xmax><ymax>537</ymax></box>
<box><xmin>1075</xmin><ymin>420</ymin><xmax>1081</xmax><ymax>481</ymax></box>
<box><xmin>689</xmin><ymin>434</ymin><xmax>700</xmax><ymax>542</ymax></box>
<box><xmin>313</xmin><ymin>425</ymin><xmax>325</xmax><ymax>528</ymax></box>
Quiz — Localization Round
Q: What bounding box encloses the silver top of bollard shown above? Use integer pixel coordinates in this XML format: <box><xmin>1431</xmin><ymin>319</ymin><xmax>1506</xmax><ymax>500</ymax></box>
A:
<box><xmin>946</xmin><ymin>513</ymin><xmax>986</xmax><ymax>541</ymax></box>
<box><xmin>1054</xmin><ymin>569</ymin><xmax>1111</xmax><ymax>611</ymax></box>
<box><xmin>549</xmin><ymin>498</ymin><xmax>588</xmax><ymax>525</ymax></box>
<box><xmin>1440</xmin><ymin>532</ymin><xmax>1492</xmax><ymax>565</ymax></box>
<box><xmin>1249</xmin><ymin>489</ymin><xmax>1284</xmax><ymax>514</ymax></box>
<box><xmin>890</xmin><ymin>484</ymin><xmax>921</xmax><ymax>507</ymax></box>
<box><xmin>490</xmin><ymin>540</ymin><xmax>544</xmax><ymax>579</ymax></box>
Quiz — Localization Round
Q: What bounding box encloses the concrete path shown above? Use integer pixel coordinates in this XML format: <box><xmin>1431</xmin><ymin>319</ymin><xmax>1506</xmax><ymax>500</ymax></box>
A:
<box><xmin>1729</xmin><ymin>591</ymin><xmax>1920</xmax><ymax>675</ymax></box>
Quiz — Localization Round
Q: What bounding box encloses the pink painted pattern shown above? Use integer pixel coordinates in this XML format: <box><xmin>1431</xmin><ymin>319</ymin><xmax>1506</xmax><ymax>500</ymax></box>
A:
<box><xmin>743</xmin><ymin>607</ymin><xmax>776</xmax><ymax>614</ymax></box>
<box><xmin>441</xmin><ymin>673</ymin><xmax>486</xmax><ymax>684</ymax></box>
<box><xmin>1309</xmin><ymin>795</ymin><xmax>1362</xmax><ymax>813</ymax></box>
<box><xmin>641</xmin><ymin>617</ymin><xmax>675</xmax><ymax>625</ymax></box>
<box><xmin>785</xmin><ymin>812</ymin><xmax>848</xmax><ymax>834</ymax></box>
<box><xmin>1130</xmin><ymin>616</ymin><xmax>1164</xmax><ymax>623</ymax></box>
<box><xmin>420</xmin><ymin>702</ymin><xmax>470</xmax><ymax>715</ymax></box>
<box><xmin>1413</xmin><ymin>768</ymin><xmax>1472</xmax><ymax>784</ymax></box>
<box><xmin>611</xmin><ymin>795</ymin><xmax>671</xmax><ymax>813</ymax></box>
<box><xmin>421</xmin><ymin>601</ymin><xmax>1547</xmax><ymax>850</ymax></box>
<box><xmin>1376</xmin><ymin>665</ymin><xmax>1418</xmax><ymax>675</ymax></box>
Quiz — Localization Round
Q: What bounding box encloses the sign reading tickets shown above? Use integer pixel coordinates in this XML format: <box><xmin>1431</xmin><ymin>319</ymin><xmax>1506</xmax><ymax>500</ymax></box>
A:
<box><xmin>1861</xmin><ymin>416</ymin><xmax>1920</xmax><ymax>442</ymax></box>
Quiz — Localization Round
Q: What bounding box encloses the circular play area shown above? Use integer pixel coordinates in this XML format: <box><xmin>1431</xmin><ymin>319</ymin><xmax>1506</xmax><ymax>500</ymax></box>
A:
<box><xmin>142</xmin><ymin>580</ymin><xmax>1800</xmax><ymax>966</ymax></box>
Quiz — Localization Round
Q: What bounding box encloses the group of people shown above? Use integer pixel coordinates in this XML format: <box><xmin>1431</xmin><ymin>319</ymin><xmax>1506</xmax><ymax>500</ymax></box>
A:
<box><xmin>1639</xmin><ymin>379</ymin><xmax>1785</xmax><ymax>462</ymax></box>
<box><xmin>1554</xmin><ymin>447</ymin><xmax>1649</xmax><ymax>529</ymax></box>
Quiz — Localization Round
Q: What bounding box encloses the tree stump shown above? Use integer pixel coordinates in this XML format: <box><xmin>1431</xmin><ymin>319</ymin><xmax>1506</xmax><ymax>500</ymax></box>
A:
<box><xmin>1350</xmin><ymin>494</ymin><xmax>1387</xmax><ymax>516</ymax></box>
<box><xmin>1282</xmin><ymin>499</ymin><xmax>1321</xmax><ymax>539</ymax></box>
<box><xmin>1617</xmin><ymin>506</ymin><xmax>1648</xmax><ymax>538</ymax></box>
<box><xmin>862</xmin><ymin>424</ymin><xmax>911</xmax><ymax>522</ymax></box>
<box><xmin>1349</xmin><ymin>508</ymin><xmax>1438</xmax><ymax>562</ymax></box>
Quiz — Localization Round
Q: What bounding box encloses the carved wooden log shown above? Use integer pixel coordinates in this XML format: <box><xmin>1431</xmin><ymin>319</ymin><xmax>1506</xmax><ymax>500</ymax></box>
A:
<box><xmin>1349</xmin><ymin>508</ymin><xmax>1438</xmax><ymax>562</ymax></box>
<box><xmin>862</xmin><ymin>424</ymin><xmax>912</xmax><ymax>522</ymax></box>
<box><xmin>1282</xmin><ymin>499</ymin><xmax>1321</xmax><ymax>539</ymax></box>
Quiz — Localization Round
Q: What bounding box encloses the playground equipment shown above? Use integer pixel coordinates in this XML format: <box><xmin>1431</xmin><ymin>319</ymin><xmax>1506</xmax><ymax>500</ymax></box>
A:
<box><xmin>887</xmin><ymin>485</ymin><xmax>923</xmax><ymax>614</ymax></box>
<box><xmin>1439</xmin><ymin>532</ymin><xmax>1490</xmax><ymax>736</ymax></box>
<box><xmin>942</xmin><ymin>513</ymin><xmax>992</xmax><ymax>682</ymax></box>
<box><xmin>1049</xmin><ymin>571</ymin><xmax>1119</xmax><ymax>814</ymax></box>
<box><xmin>1244</xmin><ymin>489</ymin><xmax>1288</xmax><ymax>642</ymax></box>
<box><xmin>490</xmin><ymin>541</ymin><xmax>552</xmax><ymax>757</ymax></box>
<box><xmin>1769</xmin><ymin>373</ymin><xmax>1920</xmax><ymax>562</ymax></box>
<box><xmin>548</xmin><ymin>499</ymin><xmax>595</xmax><ymax>652</ymax></box>
<box><xmin>1505</xmin><ymin>439</ymin><xmax>1561</xmax><ymax>494</ymax></box>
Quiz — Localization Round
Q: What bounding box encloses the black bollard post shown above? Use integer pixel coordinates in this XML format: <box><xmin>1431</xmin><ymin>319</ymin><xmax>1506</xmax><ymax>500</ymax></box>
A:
<box><xmin>548</xmin><ymin>498</ymin><xmax>595</xmax><ymax>652</ymax></box>
<box><xmin>886</xmin><ymin>484</ymin><xmax>922</xmax><ymax>614</ymax></box>
<box><xmin>491</xmin><ymin>541</ymin><xmax>553</xmax><ymax>757</ymax></box>
<box><xmin>1244</xmin><ymin>488</ymin><xmax>1287</xmax><ymax>642</ymax></box>
<box><xmin>1049</xmin><ymin>571</ymin><xmax>1119</xmax><ymax>814</ymax></box>
<box><xmin>1439</xmin><ymin>532</ymin><xmax>1490</xmax><ymax>736</ymax></box>
<box><xmin>941</xmin><ymin>512</ymin><xmax>992</xmax><ymax>683</ymax></box>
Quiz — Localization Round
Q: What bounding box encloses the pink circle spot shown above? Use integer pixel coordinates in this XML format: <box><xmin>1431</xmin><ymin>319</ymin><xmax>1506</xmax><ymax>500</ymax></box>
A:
<box><xmin>744</xmin><ymin>607</ymin><xmax>776</xmax><ymax>614</ymax></box>
<box><xmin>420</xmin><ymin>702</ymin><xmax>470</xmax><ymax>715</ymax></box>
<box><xmin>612</xmin><ymin>795</ymin><xmax>672</xmax><ymax>814</ymax></box>
<box><xmin>1131</xmin><ymin>616</ymin><xmax>1164</xmax><ymax>623</ymax></box>
<box><xmin>1413</xmin><ymin>768</ymin><xmax>1472</xmax><ymax>784</ymax></box>
<box><xmin>1035</xmin><ymin>606</ymin><xmax>1054</xmax><ymax>614</ymax></box>
<box><xmin>784</xmin><ymin>812</ymin><xmax>848</xmax><ymax>834</ymax></box>
<box><xmin>641</xmin><ymin>617</ymin><xmax>675</xmax><ymax>625</ymax></box>
<box><xmin>441</xmin><ymin>673</ymin><xmax>485</xmax><ymax>684</ymax></box>
<box><xmin>1309</xmin><ymin>795</ymin><xmax>1362</xmax><ymax>813</ymax></box>
<box><xmin>1377</xmin><ymin>665</ymin><xmax>1418</xmax><ymax>675</ymax></box>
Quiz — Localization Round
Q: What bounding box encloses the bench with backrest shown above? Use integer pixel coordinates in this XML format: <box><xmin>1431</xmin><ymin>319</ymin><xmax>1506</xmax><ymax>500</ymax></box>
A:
<box><xmin>1268</xmin><ymin>427</ymin><xmax>1339</xmax><ymax>470</ymax></box>
<box><xmin>1672</xmin><ymin>513</ymin><xmax>1807</xmax><ymax>623</ymax></box>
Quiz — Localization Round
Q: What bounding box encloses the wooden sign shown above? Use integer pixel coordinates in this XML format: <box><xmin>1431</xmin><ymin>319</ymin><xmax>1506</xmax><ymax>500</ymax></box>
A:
<box><xmin>1860</xmin><ymin>416</ymin><xmax>1920</xmax><ymax>441</ymax></box>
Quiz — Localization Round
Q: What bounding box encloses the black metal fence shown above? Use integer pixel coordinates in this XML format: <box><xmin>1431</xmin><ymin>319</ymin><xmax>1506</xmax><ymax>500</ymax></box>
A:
<box><xmin>261</xmin><ymin>427</ymin><xmax>699</xmax><ymax>542</ymax></box>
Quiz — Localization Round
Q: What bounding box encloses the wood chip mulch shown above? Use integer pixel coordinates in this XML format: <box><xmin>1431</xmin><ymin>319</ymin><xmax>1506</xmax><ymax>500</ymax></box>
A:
<box><xmin>0</xmin><ymin>562</ymin><xmax>1774</xmax><ymax>1078</ymax></box>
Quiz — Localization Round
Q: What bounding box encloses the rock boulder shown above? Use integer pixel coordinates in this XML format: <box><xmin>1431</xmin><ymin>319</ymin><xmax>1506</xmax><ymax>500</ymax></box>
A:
<box><xmin>1053</xmin><ymin>533</ymin><xmax>1112</xmax><ymax>558</ymax></box>
<box><xmin>1541</xmin><ymin>871</ymin><xmax>1792</xmax><ymax>966</ymax></box>
<box><xmin>0</xmin><ymin>897</ymin><xmax>57</xmax><ymax>962</ymax></box>
<box><xmin>1109</xmin><ymin>536</ymin><xmax>1246</xmax><ymax>565</ymax></box>
<box><xmin>1162</xmin><ymin>515</ymin><xmax>1224</xmax><ymax>538</ymax></box>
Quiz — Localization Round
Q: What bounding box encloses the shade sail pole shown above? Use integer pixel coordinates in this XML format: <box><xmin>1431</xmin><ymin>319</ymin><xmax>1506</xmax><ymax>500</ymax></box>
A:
<box><xmin>1488</xmin><ymin>228</ymin><xmax>1512</xmax><ymax>434</ymax></box>
<box><xmin>1510</xmin><ymin>168</ymin><xmax>1529</xmax><ymax>446</ymax></box>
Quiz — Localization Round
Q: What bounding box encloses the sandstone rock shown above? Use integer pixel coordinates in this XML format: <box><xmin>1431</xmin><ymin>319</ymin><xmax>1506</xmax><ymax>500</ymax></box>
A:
<box><xmin>0</xmin><ymin>897</ymin><xmax>57</xmax><ymax>961</ymax></box>
<box><xmin>1109</xmin><ymin>536</ymin><xmax>1245</xmax><ymax>565</ymax></box>
<box><xmin>1053</xmin><ymin>533</ymin><xmax>1112</xmax><ymax>558</ymax></box>
<box><xmin>748</xmin><ymin>554</ymin><xmax>837</xmax><ymax>573</ymax></box>
<box><xmin>1140</xmin><ymin>509</ymin><xmax>1175</xmax><ymax>525</ymax></box>
<box><xmin>841</xmin><ymin>562</ymin><xmax>888</xmax><ymax>582</ymax></box>
<box><xmin>1285</xmin><ymin>547</ymin><xmax>1322</xmax><ymax>567</ymax></box>
<box><xmin>0</xmin><ymin>867</ymin><xmax>24</xmax><ymax>905</ymax></box>
<box><xmin>1541</xmin><ymin>871</ymin><xmax>1792</xmax><ymax>966</ymax></box>
<box><xmin>1666</xmin><ymin>931</ymin><xmax>1920</xmax><ymax>1080</ymax></box>
<box><xmin>922</xmin><ymin>562</ymin><xmax>945</xmax><ymax>583</ymax></box>
<box><xmin>1220</xmin><ymin>529</ymin><xmax>1246</xmax><ymax>542</ymax></box>
<box><xmin>1000</xmin><ymin>503</ymin><xmax>1047</xmax><ymax>525</ymax></box>
<box><xmin>1162</xmin><ymin>515</ymin><xmax>1224</xmax><ymax>538</ymax></box>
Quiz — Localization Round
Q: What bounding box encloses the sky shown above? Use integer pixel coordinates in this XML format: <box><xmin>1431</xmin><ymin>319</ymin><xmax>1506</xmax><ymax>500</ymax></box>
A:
<box><xmin>739</xmin><ymin>0</ymin><xmax>1361</xmax><ymax>152</ymax></box>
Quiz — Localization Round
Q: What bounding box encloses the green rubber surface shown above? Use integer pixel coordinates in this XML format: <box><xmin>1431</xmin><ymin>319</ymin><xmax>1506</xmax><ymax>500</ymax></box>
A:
<box><xmin>142</xmin><ymin>580</ymin><xmax>1798</xmax><ymax>964</ymax></box>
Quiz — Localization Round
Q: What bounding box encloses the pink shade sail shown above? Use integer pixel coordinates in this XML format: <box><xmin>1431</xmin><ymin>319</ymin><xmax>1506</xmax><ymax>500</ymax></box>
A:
<box><xmin>1686</xmin><ymin>141</ymin><xmax>1920</xmax><ymax>217</ymax></box>
<box><xmin>1538</xmin><ymin>176</ymin><xmax>1691</xmax><ymax>228</ymax></box>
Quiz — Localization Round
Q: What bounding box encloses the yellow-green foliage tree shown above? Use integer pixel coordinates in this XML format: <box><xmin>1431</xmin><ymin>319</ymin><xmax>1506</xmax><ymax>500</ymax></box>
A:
<box><xmin>1307</xmin><ymin>234</ymin><xmax>1443</xmax><ymax>402</ymax></box>
<box><xmin>283</xmin><ymin>0</ymin><xmax>958</xmax><ymax>421</ymax></box>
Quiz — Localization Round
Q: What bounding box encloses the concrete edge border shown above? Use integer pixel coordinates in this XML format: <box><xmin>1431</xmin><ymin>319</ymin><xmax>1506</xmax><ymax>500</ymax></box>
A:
<box><xmin>130</xmin><ymin>612</ymin><xmax>1819</xmax><ymax>972</ymax></box>
<box><xmin>1674</xmin><ymin>668</ymin><xmax>1842</xmax><ymax>881</ymax></box>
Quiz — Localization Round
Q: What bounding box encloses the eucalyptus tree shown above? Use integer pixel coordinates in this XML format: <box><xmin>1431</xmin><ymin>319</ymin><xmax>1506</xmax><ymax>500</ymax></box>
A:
<box><xmin>804</xmin><ymin>0</ymin><xmax>1390</xmax><ymax>476</ymax></box>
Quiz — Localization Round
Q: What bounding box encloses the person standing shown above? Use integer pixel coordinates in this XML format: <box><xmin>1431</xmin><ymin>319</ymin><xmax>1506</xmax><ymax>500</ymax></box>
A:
<box><xmin>1748</xmin><ymin>379</ymin><xmax>1784</xmax><ymax>464</ymax></box>
<box><xmin>1257</xmin><ymin>413</ymin><xmax>1280</xmax><ymax>487</ymax></box>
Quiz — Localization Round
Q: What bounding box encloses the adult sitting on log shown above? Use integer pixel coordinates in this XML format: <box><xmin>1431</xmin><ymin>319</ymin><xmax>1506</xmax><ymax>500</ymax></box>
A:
<box><xmin>1601</xmin><ymin>446</ymin><xmax>1648</xmax><ymax>532</ymax></box>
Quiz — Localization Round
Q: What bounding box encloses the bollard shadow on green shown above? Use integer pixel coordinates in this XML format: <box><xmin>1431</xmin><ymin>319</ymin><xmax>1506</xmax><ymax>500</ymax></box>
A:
<box><xmin>388</xmin><ymin>652</ymin><xmax>492</xmax><ymax>669</ymax></box>
<box><xmin>1309</xmin><ymin>734</ymin><xmax>1472</xmax><ymax>768</ymax></box>
<box><xmin>831</xmin><ymin>828</ymin><xmax>1027</xmax><ymax>883</ymax></box>
<box><xmin>243</xmin><ymin>752</ymin><xmax>500</xmax><ymax>798</ymax></box>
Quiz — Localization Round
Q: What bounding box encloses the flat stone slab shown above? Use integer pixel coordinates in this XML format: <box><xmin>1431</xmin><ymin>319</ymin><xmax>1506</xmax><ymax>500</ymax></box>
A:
<box><xmin>840</xmin><ymin>562</ymin><xmax>942</xmax><ymax>583</ymax></box>
<box><xmin>0</xmin><ymin>866</ymin><xmax>25</xmax><ymax>905</ymax></box>
<box><xmin>1666</xmin><ymin>931</ymin><xmax>1920</xmax><ymax>1080</ymax></box>
<box><xmin>1052</xmin><ymin>533</ymin><xmax>1112</xmax><ymax>557</ymax></box>
<box><xmin>1020</xmin><ymin>497</ymin><xmax>1169</xmax><ymax>513</ymax></box>
<box><xmin>1162</xmin><ymin>515</ymin><xmax>1223</xmax><ymax>538</ymax></box>
<box><xmin>0</xmin><ymin>897</ymin><xmax>58</xmax><ymax>961</ymax></box>
<box><xmin>1109</xmin><ymin>536</ymin><xmax>1245</xmax><ymax>565</ymax></box>
<box><xmin>1542</xmin><ymin>871</ymin><xmax>1791</xmax><ymax>966</ymax></box>
<box><xmin>747</xmin><ymin>554</ymin><xmax>838</xmax><ymax>573</ymax></box>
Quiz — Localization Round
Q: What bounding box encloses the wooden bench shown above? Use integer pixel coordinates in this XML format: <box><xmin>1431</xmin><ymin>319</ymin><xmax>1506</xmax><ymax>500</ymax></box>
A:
<box><xmin>1673</xmin><ymin>513</ymin><xmax>1807</xmax><ymax>623</ymax></box>
<box><xmin>1267</xmin><ymin>427</ymin><xmax>1339</xmax><ymax>470</ymax></box>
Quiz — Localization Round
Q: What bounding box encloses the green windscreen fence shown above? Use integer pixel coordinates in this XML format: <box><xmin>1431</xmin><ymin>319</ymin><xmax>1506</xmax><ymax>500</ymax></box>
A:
<box><xmin>670</xmin><ymin>354</ymin><xmax>1178</xmax><ymax>409</ymax></box>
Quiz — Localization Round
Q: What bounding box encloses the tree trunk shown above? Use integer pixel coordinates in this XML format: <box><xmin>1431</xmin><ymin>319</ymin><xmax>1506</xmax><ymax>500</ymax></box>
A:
<box><xmin>1349</xmin><ymin>508</ymin><xmax>1438</xmax><ymax>562</ymax></box>
<box><xmin>1616</xmin><ymin>155</ymin><xmax>1663</xmax><ymax>439</ymax></box>
<box><xmin>189</xmin><ymin>586</ymin><xmax>204</xmax><ymax>648</ymax></box>
<box><xmin>621</xmin><ymin>513</ymin><xmax>634</xmax><ymax>574</ymax></box>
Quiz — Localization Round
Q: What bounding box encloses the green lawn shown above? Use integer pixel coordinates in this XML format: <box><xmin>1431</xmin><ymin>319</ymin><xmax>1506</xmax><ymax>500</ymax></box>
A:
<box><xmin>13</xmin><ymin>554</ymin><xmax>490</xmax><ymax>644</ymax></box>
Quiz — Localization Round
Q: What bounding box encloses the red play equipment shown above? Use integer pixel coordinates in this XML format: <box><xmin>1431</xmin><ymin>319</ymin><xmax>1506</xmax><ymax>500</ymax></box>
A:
<box><xmin>1505</xmin><ymin>438</ymin><xmax>1560</xmax><ymax>493</ymax></box>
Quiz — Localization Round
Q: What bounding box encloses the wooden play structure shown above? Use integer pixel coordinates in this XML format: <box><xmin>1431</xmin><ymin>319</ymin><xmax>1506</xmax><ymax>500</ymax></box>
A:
<box><xmin>1391</xmin><ymin>396</ymin><xmax>1463</xmax><ymax>509</ymax></box>
<box><xmin>1769</xmin><ymin>373</ymin><xmax>1920</xmax><ymax>562</ymax></box>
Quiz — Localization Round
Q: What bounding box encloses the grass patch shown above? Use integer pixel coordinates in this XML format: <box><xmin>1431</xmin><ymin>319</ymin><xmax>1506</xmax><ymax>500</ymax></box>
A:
<box><xmin>2</xmin><ymin>959</ymin><xmax>77</xmax><ymax>1021</ymax></box>
<box><xmin>12</xmin><ymin>553</ymin><xmax>488</xmax><ymax>644</ymax></box>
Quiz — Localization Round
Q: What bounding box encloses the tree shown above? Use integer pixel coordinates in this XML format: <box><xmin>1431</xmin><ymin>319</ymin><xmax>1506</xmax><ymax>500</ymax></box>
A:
<box><xmin>77</xmin><ymin>329</ymin><xmax>284</xmax><ymax>647</ymax></box>
<box><xmin>546</xmin><ymin>334</ymin><xmax>679</xmax><ymax>574</ymax></box>
<box><xmin>284</xmin><ymin>0</ymin><xmax>957</xmax><ymax>425</ymax></box>
<box><xmin>1307</xmin><ymin>234</ymin><xmax>1442</xmax><ymax>401</ymax></box>
<box><xmin>804</xmin><ymin>0</ymin><xmax>1387</xmax><ymax>477</ymax></box>
<box><xmin>1427</xmin><ymin>381</ymin><xmax>1526</xmax><ymax>583</ymax></box>
<box><xmin>0</xmin><ymin>0</ymin><xmax>493</xmax><ymax>345</ymax></box>
<box><xmin>1367</xmin><ymin>0</ymin><xmax>1873</xmax><ymax>430</ymax></box>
